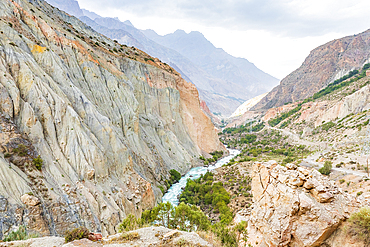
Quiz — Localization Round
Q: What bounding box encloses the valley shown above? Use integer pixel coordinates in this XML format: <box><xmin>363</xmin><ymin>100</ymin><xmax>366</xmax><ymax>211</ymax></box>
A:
<box><xmin>1</xmin><ymin>0</ymin><xmax>370</xmax><ymax>247</ymax></box>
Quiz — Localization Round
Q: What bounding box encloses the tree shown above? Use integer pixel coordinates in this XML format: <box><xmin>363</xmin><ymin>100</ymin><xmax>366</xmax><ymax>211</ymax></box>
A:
<box><xmin>319</xmin><ymin>161</ymin><xmax>332</xmax><ymax>175</ymax></box>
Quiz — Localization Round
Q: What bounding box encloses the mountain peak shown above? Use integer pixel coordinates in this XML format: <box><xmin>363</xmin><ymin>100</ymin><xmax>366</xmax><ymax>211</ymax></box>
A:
<box><xmin>45</xmin><ymin>0</ymin><xmax>83</xmax><ymax>17</ymax></box>
<box><xmin>172</xmin><ymin>29</ymin><xmax>187</xmax><ymax>36</ymax></box>
<box><xmin>81</xmin><ymin>8</ymin><xmax>101</xmax><ymax>20</ymax></box>
<box><xmin>123</xmin><ymin>20</ymin><xmax>134</xmax><ymax>27</ymax></box>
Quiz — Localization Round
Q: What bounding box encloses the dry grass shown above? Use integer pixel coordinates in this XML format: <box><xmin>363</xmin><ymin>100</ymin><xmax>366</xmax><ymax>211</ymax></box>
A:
<box><xmin>107</xmin><ymin>231</ymin><xmax>140</xmax><ymax>243</ymax></box>
<box><xmin>197</xmin><ymin>230</ymin><xmax>222</xmax><ymax>247</ymax></box>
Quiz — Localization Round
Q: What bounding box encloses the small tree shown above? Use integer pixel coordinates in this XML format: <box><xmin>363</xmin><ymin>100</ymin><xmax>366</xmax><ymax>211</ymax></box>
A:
<box><xmin>235</xmin><ymin>221</ymin><xmax>248</xmax><ymax>245</ymax></box>
<box><xmin>319</xmin><ymin>161</ymin><xmax>332</xmax><ymax>175</ymax></box>
<box><xmin>169</xmin><ymin>169</ymin><xmax>181</xmax><ymax>183</ymax></box>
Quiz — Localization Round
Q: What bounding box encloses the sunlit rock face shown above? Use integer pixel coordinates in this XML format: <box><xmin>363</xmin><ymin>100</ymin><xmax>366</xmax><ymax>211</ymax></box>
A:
<box><xmin>0</xmin><ymin>0</ymin><xmax>223</xmax><ymax>238</ymax></box>
<box><xmin>248</xmin><ymin>161</ymin><xmax>366</xmax><ymax>247</ymax></box>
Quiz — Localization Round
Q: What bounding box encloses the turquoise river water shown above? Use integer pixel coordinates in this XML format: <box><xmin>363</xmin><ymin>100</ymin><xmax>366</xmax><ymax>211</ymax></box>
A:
<box><xmin>162</xmin><ymin>149</ymin><xmax>241</xmax><ymax>206</ymax></box>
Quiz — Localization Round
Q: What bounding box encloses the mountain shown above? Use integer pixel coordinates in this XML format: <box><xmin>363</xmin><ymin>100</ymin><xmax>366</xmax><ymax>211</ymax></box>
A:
<box><xmin>142</xmin><ymin>29</ymin><xmax>279</xmax><ymax>103</ymax></box>
<box><xmin>44</xmin><ymin>0</ymin><xmax>83</xmax><ymax>17</ymax></box>
<box><xmin>83</xmin><ymin>16</ymin><xmax>265</xmax><ymax>116</ymax></box>
<box><xmin>254</xmin><ymin>29</ymin><xmax>370</xmax><ymax>110</ymax></box>
<box><xmin>45</xmin><ymin>1</ymin><xmax>278</xmax><ymax>116</ymax></box>
<box><xmin>230</xmin><ymin>93</ymin><xmax>268</xmax><ymax>118</ymax></box>
<box><xmin>0</xmin><ymin>0</ymin><xmax>223</xmax><ymax>238</ymax></box>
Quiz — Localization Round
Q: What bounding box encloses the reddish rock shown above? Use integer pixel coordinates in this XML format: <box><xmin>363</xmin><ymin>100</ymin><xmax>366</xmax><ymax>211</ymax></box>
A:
<box><xmin>88</xmin><ymin>233</ymin><xmax>102</xmax><ymax>241</ymax></box>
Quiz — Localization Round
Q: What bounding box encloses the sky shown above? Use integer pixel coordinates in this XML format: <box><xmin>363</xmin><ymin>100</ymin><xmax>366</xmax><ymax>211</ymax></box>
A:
<box><xmin>76</xmin><ymin>0</ymin><xmax>370</xmax><ymax>80</ymax></box>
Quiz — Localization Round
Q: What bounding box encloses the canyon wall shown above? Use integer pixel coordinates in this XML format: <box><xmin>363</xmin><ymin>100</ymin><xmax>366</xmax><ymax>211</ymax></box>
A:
<box><xmin>0</xmin><ymin>0</ymin><xmax>223</xmax><ymax>238</ymax></box>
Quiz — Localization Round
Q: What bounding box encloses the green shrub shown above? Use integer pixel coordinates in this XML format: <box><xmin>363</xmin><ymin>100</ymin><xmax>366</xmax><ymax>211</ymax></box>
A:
<box><xmin>212</xmin><ymin>222</ymin><xmax>237</xmax><ymax>247</ymax></box>
<box><xmin>13</xmin><ymin>144</ymin><xmax>28</xmax><ymax>156</ymax></box>
<box><xmin>348</xmin><ymin>207</ymin><xmax>370</xmax><ymax>244</ymax></box>
<box><xmin>120</xmin><ymin>232</ymin><xmax>140</xmax><ymax>242</ymax></box>
<box><xmin>158</xmin><ymin>185</ymin><xmax>165</xmax><ymax>194</ymax></box>
<box><xmin>336</xmin><ymin>162</ymin><xmax>344</xmax><ymax>168</ymax></box>
<box><xmin>2</xmin><ymin>225</ymin><xmax>28</xmax><ymax>242</ymax></box>
<box><xmin>118</xmin><ymin>214</ymin><xmax>141</xmax><ymax>232</ymax></box>
<box><xmin>339</xmin><ymin>179</ymin><xmax>345</xmax><ymax>184</ymax></box>
<box><xmin>33</xmin><ymin>155</ymin><xmax>43</xmax><ymax>171</ymax></box>
<box><xmin>64</xmin><ymin>226</ymin><xmax>89</xmax><ymax>243</ymax></box>
<box><xmin>169</xmin><ymin>169</ymin><xmax>181</xmax><ymax>183</ymax></box>
<box><xmin>235</xmin><ymin>221</ymin><xmax>248</xmax><ymax>243</ymax></box>
<box><xmin>319</xmin><ymin>161</ymin><xmax>332</xmax><ymax>175</ymax></box>
<box><xmin>141</xmin><ymin>202</ymin><xmax>210</xmax><ymax>232</ymax></box>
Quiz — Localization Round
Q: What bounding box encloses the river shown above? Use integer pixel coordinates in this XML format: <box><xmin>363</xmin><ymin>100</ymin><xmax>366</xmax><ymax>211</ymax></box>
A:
<box><xmin>162</xmin><ymin>148</ymin><xmax>241</xmax><ymax>206</ymax></box>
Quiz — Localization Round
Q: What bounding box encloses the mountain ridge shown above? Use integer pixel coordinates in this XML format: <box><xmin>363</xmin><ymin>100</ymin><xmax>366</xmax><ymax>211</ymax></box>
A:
<box><xmin>253</xmin><ymin>28</ymin><xmax>370</xmax><ymax>110</ymax></box>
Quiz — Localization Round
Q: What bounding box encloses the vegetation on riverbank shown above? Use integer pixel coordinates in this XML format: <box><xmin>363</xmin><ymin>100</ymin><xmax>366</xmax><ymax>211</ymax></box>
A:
<box><xmin>118</xmin><ymin>199</ymin><xmax>246</xmax><ymax>247</ymax></box>
<box><xmin>159</xmin><ymin>169</ymin><xmax>182</xmax><ymax>194</ymax></box>
<box><xmin>220</xmin><ymin>128</ymin><xmax>311</xmax><ymax>165</ymax></box>
<box><xmin>180</xmin><ymin>172</ymin><xmax>233</xmax><ymax>225</ymax></box>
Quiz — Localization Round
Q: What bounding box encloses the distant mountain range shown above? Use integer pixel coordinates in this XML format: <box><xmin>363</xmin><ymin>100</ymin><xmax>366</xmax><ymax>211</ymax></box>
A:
<box><xmin>46</xmin><ymin>0</ymin><xmax>279</xmax><ymax>116</ymax></box>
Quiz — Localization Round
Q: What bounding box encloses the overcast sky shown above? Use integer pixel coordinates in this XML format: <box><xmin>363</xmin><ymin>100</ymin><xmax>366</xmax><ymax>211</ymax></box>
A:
<box><xmin>77</xmin><ymin>0</ymin><xmax>370</xmax><ymax>80</ymax></box>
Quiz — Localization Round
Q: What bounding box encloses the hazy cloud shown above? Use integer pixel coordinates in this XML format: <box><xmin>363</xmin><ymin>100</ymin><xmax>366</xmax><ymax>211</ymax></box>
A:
<box><xmin>77</xmin><ymin>0</ymin><xmax>370</xmax><ymax>38</ymax></box>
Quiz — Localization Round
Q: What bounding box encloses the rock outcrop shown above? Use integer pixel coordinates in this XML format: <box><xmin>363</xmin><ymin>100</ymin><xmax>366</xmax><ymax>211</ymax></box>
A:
<box><xmin>248</xmin><ymin>161</ymin><xmax>366</xmax><ymax>247</ymax></box>
<box><xmin>0</xmin><ymin>0</ymin><xmax>223</xmax><ymax>238</ymax></box>
<box><xmin>254</xmin><ymin>28</ymin><xmax>370</xmax><ymax>110</ymax></box>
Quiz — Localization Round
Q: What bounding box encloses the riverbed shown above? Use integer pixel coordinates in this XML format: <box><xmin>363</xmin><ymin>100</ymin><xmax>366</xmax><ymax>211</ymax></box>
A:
<box><xmin>162</xmin><ymin>149</ymin><xmax>241</xmax><ymax>206</ymax></box>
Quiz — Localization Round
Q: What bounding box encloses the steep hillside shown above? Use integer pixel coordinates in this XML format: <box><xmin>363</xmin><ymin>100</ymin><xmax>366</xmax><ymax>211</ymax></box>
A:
<box><xmin>0</xmin><ymin>0</ymin><xmax>223</xmax><ymax>238</ymax></box>
<box><xmin>254</xmin><ymin>29</ymin><xmax>370</xmax><ymax>110</ymax></box>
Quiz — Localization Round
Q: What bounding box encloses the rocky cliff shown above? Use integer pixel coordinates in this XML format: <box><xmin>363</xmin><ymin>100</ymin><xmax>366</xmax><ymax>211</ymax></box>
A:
<box><xmin>248</xmin><ymin>161</ymin><xmax>367</xmax><ymax>247</ymax></box>
<box><xmin>0</xmin><ymin>0</ymin><xmax>223</xmax><ymax>238</ymax></box>
<box><xmin>254</xmin><ymin>29</ymin><xmax>370</xmax><ymax>110</ymax></box>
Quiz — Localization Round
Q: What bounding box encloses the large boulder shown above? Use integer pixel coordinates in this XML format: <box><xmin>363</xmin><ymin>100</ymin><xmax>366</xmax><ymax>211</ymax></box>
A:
<box><xmin>248</xmin><ymin>162</ymin><xmax>364</xmax><ymax>247</ymax></box>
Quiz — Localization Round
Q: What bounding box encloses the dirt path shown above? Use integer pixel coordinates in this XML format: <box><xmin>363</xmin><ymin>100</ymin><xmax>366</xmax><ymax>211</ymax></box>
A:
<box><xmin>268</xmin><ymin>126</ymin><xmax>369</xmax><ymax>177</ymax></box>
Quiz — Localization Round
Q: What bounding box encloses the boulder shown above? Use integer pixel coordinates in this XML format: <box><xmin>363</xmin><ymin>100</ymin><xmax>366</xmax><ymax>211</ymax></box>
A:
<box><xmin>20</xmin><ymin>194</ymin><xmax>40</xmax><ymax>207</ymax></box>
<box><xmin>248</xmin><ymin>162</ymin><xmax>363</xmax><ymax>247</ymax></box>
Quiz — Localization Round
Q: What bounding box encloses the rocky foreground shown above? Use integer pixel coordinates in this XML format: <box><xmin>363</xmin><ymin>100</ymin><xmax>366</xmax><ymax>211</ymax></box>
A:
<box><xmin>3</xmin><ymin>160</ymin><xmax>370</xmax><ymax>246</ymax></box>
<box><xmin>0</xmin><ymin>226</ymin><xmax>212</xmax><ymax>247</ymax></box>
<box><xmin>247</xmin><ymin>161</ymin><xmax>369</xmax><ymax>247</ymax></box>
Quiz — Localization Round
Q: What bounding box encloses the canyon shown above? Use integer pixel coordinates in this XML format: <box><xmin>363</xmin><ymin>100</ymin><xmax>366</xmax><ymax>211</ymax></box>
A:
<box><xmin>1</xmin><ymin>0</ymin><xmax>370</xmax><ymax>246</ymax></box>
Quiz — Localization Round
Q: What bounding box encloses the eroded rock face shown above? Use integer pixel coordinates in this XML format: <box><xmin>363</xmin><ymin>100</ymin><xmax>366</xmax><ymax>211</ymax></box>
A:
<box><xmin>249</xmin><ymin>162</ymin><xmax>364</xmax><ymax>247</ymax></box>
<box><xmin>0</xmin><ymin>0</ymin><xmax>223</xmax><ymax>238</ymax></box>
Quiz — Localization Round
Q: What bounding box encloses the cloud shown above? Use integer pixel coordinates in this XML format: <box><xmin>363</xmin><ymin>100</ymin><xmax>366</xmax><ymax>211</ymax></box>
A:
<box><xmin>77</xmin><ymin>0</ymin><xmax>370</xmax><ymax>38</ymax></box>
